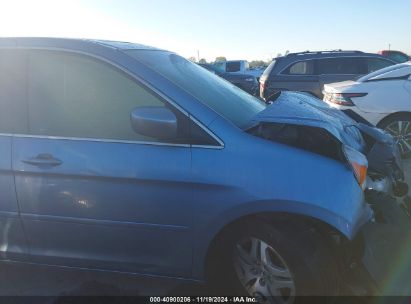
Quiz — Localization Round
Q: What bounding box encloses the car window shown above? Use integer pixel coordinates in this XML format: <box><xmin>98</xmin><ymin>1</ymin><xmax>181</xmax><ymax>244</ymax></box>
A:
<box><xmin>226</xmin><ymin>61</ymin><xmax>241</xmax><ymax>72</ymax></box>
<box><xmin>27</xmin><ymin>50</ymin><xmax>181</xmax><ymax>142</ymax></box>
<box><xmin>284</xmin><ymin>60</ymin><xmax>314</xmax><ymax>75</ymax></box>
<box><xmin>317</xmin><ymin>57</ymin><xmax>365</xmax><ymax>74</ymax></box>
<box><xmin>127</xmin><ymin>50</ymin><xmax>266</xmax><ymax>129</ymax></box>
<box><xmin>367</xmin><ymin>58</ymin><xmax>394</xmax><ymax>73</ymax></box>
<box><xmin>0</xmin><ymin>50</ymin><xmax>28</xmax><ymax>134</ymax></box>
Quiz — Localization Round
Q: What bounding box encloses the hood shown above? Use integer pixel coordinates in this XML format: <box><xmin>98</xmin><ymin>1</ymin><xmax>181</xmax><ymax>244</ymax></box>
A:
<box><xmin>250</xmin><ymin>91</ymin><xmax>365</xmax><ymax>151</ymax></box>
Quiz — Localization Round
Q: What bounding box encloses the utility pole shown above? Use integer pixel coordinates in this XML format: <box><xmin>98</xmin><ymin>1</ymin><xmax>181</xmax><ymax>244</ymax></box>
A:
<box><xmin>389</xmin><ymin>43</ymin><xmax>391</xmax><ymax>51</ymax></box>
<box><xmin>197</xmin><ymin>50</ymin><xmax>200</xmax><ymax>62</ymax></box>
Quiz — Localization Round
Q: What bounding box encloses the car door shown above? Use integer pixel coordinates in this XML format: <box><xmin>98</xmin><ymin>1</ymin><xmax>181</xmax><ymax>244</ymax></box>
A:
<box><xmin>405</xmin><ymin>75</ymin><xmax>411</xmax><ymax>95</ymax></box>
<box><xmin>12</xmin><ymin>50</ymin><xmax>193</xmax><ymax>277</ymax></box>
<box><xmin>0</xmin><ymin>49</ymin><xmax>30</xmax><ymax>261</ymax></box>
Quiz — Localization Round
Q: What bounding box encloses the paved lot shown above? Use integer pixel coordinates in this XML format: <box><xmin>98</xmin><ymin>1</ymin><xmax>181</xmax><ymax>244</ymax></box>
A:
<box><xmin>0</xmin><ymin>161</ymin><xmax>410</xmax><ymax>299</ymax></box>
<box><xmin>403</xmin><ymin>159</ymin><xmax>411</xmax><ymax>186</ymax></box>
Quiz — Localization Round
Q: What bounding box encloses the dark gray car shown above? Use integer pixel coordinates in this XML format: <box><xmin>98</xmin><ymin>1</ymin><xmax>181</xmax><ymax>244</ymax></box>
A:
<box><xmin>260</xmin><ymin>50</ymin><xmax>396</xmax><ymax>100</ymax></box>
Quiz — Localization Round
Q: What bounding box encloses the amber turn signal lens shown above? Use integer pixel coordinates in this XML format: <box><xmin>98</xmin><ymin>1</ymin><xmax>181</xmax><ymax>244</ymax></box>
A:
<box><xmin>343</xmin><ymin>145</ymin><xmax>368</xmax><ymax>189</ymax></box>
<box><xmin>352</xmin><ymin>162</ymin><xmax>368</xmax><ymax>188</ymax></box>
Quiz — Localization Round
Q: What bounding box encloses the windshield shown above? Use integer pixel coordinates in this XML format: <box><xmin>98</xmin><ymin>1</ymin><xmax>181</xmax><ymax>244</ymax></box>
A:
<box><xmin>126</xmin><ymin>50</ymin><xmax>267</xmax><ymax>128</ymax></box>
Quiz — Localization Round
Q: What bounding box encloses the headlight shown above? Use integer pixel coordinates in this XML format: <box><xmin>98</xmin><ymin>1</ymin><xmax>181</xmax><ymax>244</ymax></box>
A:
<box><xmin>343</xmin><ymin>145</ymin><xmax>368</xmax><ymax>189</ymax></box>
<box><xmin>244</xmin><ymin>77</ymin><xmax>255</xmax><ymax>82</ymax></box>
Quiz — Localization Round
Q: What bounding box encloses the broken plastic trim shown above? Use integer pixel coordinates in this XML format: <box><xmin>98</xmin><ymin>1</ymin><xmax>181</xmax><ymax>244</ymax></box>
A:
<box><xmin>357</xmin><ymin>123</ymin><xmax>408</xmax><ymax>197</ymax></box>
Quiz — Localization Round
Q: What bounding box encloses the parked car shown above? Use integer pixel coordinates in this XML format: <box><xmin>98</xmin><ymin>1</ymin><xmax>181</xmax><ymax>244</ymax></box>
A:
<box><xmin>259</xmin><ymin>50</ymin><xmax>396</xmax><ymax>100</ymax></box>
<box><xmin>213</xmin><ymin>60</ymin><xmax>264</xmax><ymax>79</ymax></box>
<box><xmin>378</xmin><ymin>50</ymin><xmax>410</xmax><ymax>63</ymax></box>
<box><xmin>198</xmin><ymin>63</ymin><xmax>259</xmax><ymax>95</ymax></box>
<box><xmin>0</xmin><ymin>38</ymin><xmax>406</xmax><ymax>300</ymax></box>
<box><xmin>323</xmin><ymin>62</ymin><xmax>411</xmax><ymax>157</ymax></box>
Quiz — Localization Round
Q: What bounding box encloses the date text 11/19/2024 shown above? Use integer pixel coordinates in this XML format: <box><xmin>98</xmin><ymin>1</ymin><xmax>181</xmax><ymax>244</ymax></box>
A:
<box><xmin>149</xmin><ymin>297</ymin><xmax>257</xmax><ymax>303</ymax></box>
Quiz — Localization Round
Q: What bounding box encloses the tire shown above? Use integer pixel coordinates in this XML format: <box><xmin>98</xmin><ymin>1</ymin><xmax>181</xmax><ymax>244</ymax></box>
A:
<box><xmin>377</xmin><ymin>113</ymin><xmax>411</xmax><ymax>158</ymax></box>
<box><xmin>207</xmin><ymin>218</ymin><xmax>340</xmax><ymax>302</ymax></box>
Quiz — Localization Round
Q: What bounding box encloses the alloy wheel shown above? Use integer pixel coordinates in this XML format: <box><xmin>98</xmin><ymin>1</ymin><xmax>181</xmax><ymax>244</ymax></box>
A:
<box><xmin>384</xmin><ymin>120</ymin><xmax>411</xmax><ymax>156</ymax></box>
<box><xmin>233</xmin><ymin>237</ymin><xmax>295</xmax><ymax>304</ymax></box>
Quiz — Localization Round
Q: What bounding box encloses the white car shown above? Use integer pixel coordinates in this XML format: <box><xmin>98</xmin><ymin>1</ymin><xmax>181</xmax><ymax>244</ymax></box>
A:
<box><xmin>323</xmin><ymin>62</ymin><xmax>411</xmax><ymax>155</ymax></box>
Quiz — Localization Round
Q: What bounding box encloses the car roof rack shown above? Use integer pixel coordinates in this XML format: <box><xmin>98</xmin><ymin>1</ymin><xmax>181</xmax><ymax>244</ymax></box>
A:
<box><xmin>285</xmin><ymin>50</ymin><xmax>364</xmax><ymax>57</ymax></box>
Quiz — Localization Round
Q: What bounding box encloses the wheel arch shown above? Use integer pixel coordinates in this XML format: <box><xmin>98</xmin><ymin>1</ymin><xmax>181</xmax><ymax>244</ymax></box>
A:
<box><xmin>203</xmin><ymin>212</ymin><xmax>348</xmax><ymax>295</ymax></box>
<box><xmin>191</xmin><ymin>199</ymin><xmax>368</xmax><ymax>280</ymax></box>
<box><xmin>376</xmin><ymin>111</ymin><xmax>411</xmax><ymax>128</ymax></box>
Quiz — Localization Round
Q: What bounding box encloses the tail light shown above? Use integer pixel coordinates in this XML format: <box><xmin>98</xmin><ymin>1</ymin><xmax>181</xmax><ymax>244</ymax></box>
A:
<box><xmin>260</xmin><ymin>80</ymin><xmax>266</xmax><ymax>95</ymax></box>
<box><xmin>326</xmin><ymin>93</ymin><xmax>367</xmax><ymax>106</ymax></box>
<box><xmin>343</xmin><ymin>145</ymin><xmax>368</xmax><ymax>189</ymax></box>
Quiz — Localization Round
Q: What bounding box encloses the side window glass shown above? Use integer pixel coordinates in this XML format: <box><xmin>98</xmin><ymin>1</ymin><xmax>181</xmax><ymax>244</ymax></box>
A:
<box><xmin>318</xmin><ymin>58</ymin><xmax>338</xmax><ymax>74</ymax></box>
<box><xmin>367</xmin><ymin>58</ymin><xmax>394</xmax><ymax>73</ymax></box>
<box><xmin>27</xmin><ymin>51</ymin><xmax>181</xmax><ymax>142</ymax></box>
<box><xmin>0</xmin><ymin>50</ymin><xmax>28</xmax><ymax>134</ymax></box>
<box><xmin>285</xmin><ymin>61</ymin><xmax>314</xmax><ymax>75</ymax></box>
<box><xmin>318</xmin><ymin>58</ymin><xmax>364</xmax><ymax>75</ymax></box>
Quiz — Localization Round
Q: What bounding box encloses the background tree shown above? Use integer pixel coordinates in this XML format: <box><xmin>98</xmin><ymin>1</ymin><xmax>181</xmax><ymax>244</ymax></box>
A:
<box><xmin>199</xmin><ymin>58</ymin><xmax>207</xmax><ymax>64</ymax></box>
<box><xmin>188</xmin><ymin>56</ymin><xmax>197</xmax><ymax>62</ymax></box>
<box><xmin>215</xmin><ymin>56</ymin><xmax>227</xmax><ymax>62</ymax></box>
<box><xmin>249</xmin><ymin>60</ymin><xmax>268</xmax><ymax>68</ymax></box>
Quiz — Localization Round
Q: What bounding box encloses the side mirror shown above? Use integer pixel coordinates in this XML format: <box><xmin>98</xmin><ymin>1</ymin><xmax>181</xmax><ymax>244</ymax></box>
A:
<box><xmin>130</xmin><ymin>107</ymin><xmax>177</xmax><ymax>140</ymax></box>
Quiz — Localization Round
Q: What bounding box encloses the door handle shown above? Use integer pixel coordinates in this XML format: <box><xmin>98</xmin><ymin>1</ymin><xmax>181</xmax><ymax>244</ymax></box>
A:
<box><xmin>22</xmin><ymin>153</ymin><xmax>62</xmax><ymax>167</ymax></box>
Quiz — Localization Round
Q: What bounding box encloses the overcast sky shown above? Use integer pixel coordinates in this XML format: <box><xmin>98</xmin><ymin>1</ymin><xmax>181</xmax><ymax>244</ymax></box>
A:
<box><xmin>0</xmin><ymin>0</ymin><xmax>410</xmax><ymax>61</ymax></box>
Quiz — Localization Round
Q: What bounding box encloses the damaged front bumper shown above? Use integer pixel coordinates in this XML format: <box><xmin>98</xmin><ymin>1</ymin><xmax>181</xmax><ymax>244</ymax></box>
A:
<box><xmin>357</xmin><ymin>125</ymin><xmax>411</xmax><ymax>293</ymax></box>
<box><xmin>357</xmin><ymin>123</ymin><xmax>409</xmax><ymax>197</ymax></box>
<box><xmin>337</xmin><ymin>124</ymin><xmax>411</xmax><ymax>294</ymax></box>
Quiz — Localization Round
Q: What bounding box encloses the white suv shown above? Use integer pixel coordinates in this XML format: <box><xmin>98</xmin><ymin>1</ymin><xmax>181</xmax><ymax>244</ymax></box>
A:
<box><xmin>323</xmin><ymin>62</ymin><xmax>411</xmax><ymax>156</ymax></box>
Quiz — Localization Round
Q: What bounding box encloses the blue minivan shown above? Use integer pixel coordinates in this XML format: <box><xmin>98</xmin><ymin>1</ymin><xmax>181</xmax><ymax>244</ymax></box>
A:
<box><xmin>0</xmin><ymin>38</ymin><xmax>405</xmax><ymax>301</ymax></box>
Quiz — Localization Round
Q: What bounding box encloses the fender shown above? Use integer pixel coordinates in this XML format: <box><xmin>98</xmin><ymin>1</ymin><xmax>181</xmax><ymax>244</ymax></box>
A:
<box><xmin>191</xmin><ymin>198</ymin><xmax>373</xmax><ymax>280</ymax></box>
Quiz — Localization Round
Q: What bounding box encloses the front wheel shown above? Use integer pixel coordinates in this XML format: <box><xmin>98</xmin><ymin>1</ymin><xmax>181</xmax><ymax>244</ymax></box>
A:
<box><xmin>378</xmin><ymin>113</ymin><xmax>411</xmax><ymax>158</ymax></box>
<box><xmin>208</xmin><ymin>219</ymin><xmax>340</xmax><ymax>303</ymax></box>
<box><xmin>233</xmin><ymin>236</ymin><xmax>296</xmax><ymax>301</ymax></box>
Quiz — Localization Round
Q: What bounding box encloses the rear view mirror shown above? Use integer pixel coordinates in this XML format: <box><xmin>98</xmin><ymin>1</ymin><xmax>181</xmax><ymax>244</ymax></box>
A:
<box><xmin>130</xmin><ymin>107</ymin><xmax>177</xmax><ymax>140</ymax></box>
